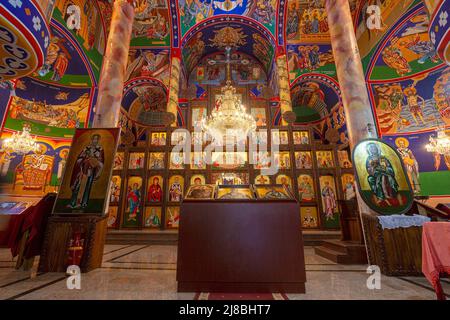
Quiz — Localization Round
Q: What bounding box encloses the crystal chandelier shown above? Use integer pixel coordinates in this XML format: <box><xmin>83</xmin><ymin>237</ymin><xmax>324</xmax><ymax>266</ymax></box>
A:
<box><xmin>201</xmin><ymin>48</ymin><xmax>256</xmax><ymax>143</ymax></box>
<box><xmin>2</xmin><ymin>126</ymin><xmax>39</xmax><ymax>155</ymax></box>
<box><xmin>425</xmin><ymin>128</ymin><xmax>450</xmax><ymax>155</ymax></box>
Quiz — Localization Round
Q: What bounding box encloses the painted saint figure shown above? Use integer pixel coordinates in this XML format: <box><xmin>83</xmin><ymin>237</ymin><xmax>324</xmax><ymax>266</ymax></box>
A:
<box><xmin>396</xmin><ymin>138</ymin><xmax>420</xmax><ymax>194</ymax></box>
<box><xmin>127</xmin><ymin>183</ymin><xmax>141</xmax><ymax>221</ymax></box>
<box><xmin>147</xmin><ymin>177</ymin><xmax>163</xmax><ymax>202</ymax></box>
<box><xmin>68</xmin><ymin>134</ymin><xmax>104</xmax><ymax>209</ymax></box>
<box><xmin>169</xmin><ymin>177</ymin><xmax>183</xmax><ymax>202</ymax></box>
<box><xmin>321</xmin><ymin>181</ymin><xmax>337</xmax><ymax>220</ymax></box>
<box><xmin>298</xmin><ymin>175</ymin><xmax>314</xmax><ymax>202</ymax></box>
<box><xmin>365</xmin><ymin>142</ymin><xmax>401</xmax><ymax>205</ymax></box>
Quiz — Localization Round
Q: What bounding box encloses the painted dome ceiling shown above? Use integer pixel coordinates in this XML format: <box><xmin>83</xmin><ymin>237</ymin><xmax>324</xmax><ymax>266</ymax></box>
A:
<box><xmin>0</xmin><ymin>0</ymin><xmax>447</xmax><ymax>142</ymax></box>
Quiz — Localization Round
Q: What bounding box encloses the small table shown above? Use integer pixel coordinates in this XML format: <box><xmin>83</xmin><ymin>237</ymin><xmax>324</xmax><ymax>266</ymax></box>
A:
<box><xmin>422</xmin><ymin>222</ymin><xmax>450</xmax><ymax>300</ymax></box>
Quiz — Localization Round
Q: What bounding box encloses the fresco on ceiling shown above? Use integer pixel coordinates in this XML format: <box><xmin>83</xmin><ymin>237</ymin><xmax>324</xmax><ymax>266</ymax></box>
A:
<box><xmin>188</xmin><ymin>52</ymin><xmax>266</xmax><ymax>85</ymax></box>
<box><xmin>370</xmin><ymin>66</ymin><xmax>450</xmax><ymax>135</ymax></box>
<box><xmin>179</xmin><ymin>0</ymin><xmax>276</xmax><ymax>37</ymax></box>
<box><xmin>182</xmin><ymin>24</ymin><xmax>274</xmax><ymax>77</ymax></box>
<box><xmin>52</xmin><ymin>0</ymin><xmax>109</xmax><ymax>80</ymax></box>
<box><xmin>33</xmin><ymin>25</ymin><xmax>91</xmax><ymax>86</ymax></box>
<box><xmin>131</xmin><ymin>0</ymin><xmax>170</xmax><ymax>46</ymax></box>
<box><xmin>383</xmin><ymin>132</ymin><xmax>450</xmax><ymax>196</ymax></box>
<box><xmin>287</xmin><ymin>44</ymin><xmax>335</xmax><ymax>81</ymax></box>
<box><xmin>126</xmin><ymin>48</ymin><xmax>171</xmax><ymax>86</ymax></box>
<box><xmin>291</xmin><ymin>75</ymin><xmax>341</xmax><ymax>124</ymax></box>
<box><xmin>369</xmin><ymin>6</ymin><xmax>442</xmax><ymax>80</ymax></box>
<box><xmin>0</xmin><ymin>132</ymin><xmax>71</xmax><ymax>195</ymax></box>
<box><xmin>356</xmin><ymin>0</ymin><xmax>415</xmax><ymax>59</ymax></box>
<box><xmin>3</xmin><ymin>78</ymin><xmax>91</xmax><ymax>138</ymax></box>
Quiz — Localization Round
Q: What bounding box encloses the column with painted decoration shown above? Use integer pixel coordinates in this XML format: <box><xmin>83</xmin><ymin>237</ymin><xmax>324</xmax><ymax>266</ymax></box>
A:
<box><xmin>275</xmin><ymin>47</ymin><xmax>296</xmax><ymax>126</ymax></box>
<box><xmin>166</xmin><ymin>48</ymin><xmax>182</xmax><ymax>127</ymax></box>
<box><xmin>93</xmin><ymin>0</ymin><xmax>135</xmax><ymax>128</ymax></box>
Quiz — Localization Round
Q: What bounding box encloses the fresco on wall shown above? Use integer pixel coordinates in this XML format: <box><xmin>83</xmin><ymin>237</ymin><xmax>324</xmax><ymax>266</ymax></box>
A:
<box><xmin>179</xmin><ymin>0</ymin><xmax>276</xmax><ymax>37</ymax></box>
<box><xmin>34</xmin><ymin>25</ymin><xmax>92</xmax><ymax>86</ymax></box>
<box><xmin>132</xmin><ymin>0</ymin><xmax>170</xmax><ymax>46</ymax></box>
<box><xmin>3</xmin><ymin>78</ymin><xmax>91</xmax><ymax>138</ymax></box>
<box><xmin>0</xmin><ymin>132</ymin><xmax>71</xmax><ymax>194</ymax></box>
<box><xmin>355</xmin><ymin>0</ymin><xmax>415</xmax><ymax>58</ymax></box>
<box><xmin>384</xmin><ymin>132</ymin><xmax>450</xmax><ymax>196</ymax></box>
<box><xmin>126</xmin><ymin>48</ymin><xmax>170</xmax><ymax>86</ymax></box>
<box><xmin>371</xmin><ymin>66</ymin><xmax>450</xmax><ymax>134</ymax></box>
<box><xmin>369</xmin><ymin>6</ymin><xmax>442</xmax><ymax>80</ymax></box>
<box><xmin>52</xmin><ymin>0</ymin><xmax>109</xmax><ymax>80</ymax></box>
<box><xmin>287</xmin><ymin>44</ymin><xmax>335</xmax><ymax>80</ymax></box>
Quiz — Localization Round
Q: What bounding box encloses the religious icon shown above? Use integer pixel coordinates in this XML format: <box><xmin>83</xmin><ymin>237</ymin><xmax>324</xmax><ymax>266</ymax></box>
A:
<box><xmin>168</xmin><ymin>175</ymin><xmax>184</xmax><ymax>202</ymax></box>
<box><xmin>274</xmin><ymin>152</ymin><xmax>291</xmax><ymax>169</ymax></box>
<box><xmin>276</xmin><ymin>174</ymin><xmax>293</xmax><ymax>193</ymax></box>
<box><xmin>148</xmin><ymin>152</ymin><xmax>165</xmax><ymax>170</ymax></box>
<box><xmin>123</xmin><ymin>176</ymin><xmax>143</xmax><ymax>227</ymax></box>
<box><xmin>252</xmin><ymin>130</ymin><xmax>268</xmax><ymax>145</ymax></box>
<box><xmin>57</xmin><ymin>148</ymin><xmax>69</xmax><ymax>181</ymax></box>
<box><xmin>352</xmin><ymin>139</ymin><xmax>413</xmax><ymax>215</ymax></box>
<box><xmin>109</xmin><ymin>176</ymin><xmax>121</xmax><ymax>204</ymax></box>
<box><xmin>271</xmin><ymin>131</ymin><xmax>280</xmax><ymax>145</ymax></box>
<box><xmin>128</xmin><ymin>152</ymin><xmax>145</xmax><ymax>170</ymax></box>
<box><xmin>212</xmin><ymin>152</ymin><xmax>247</xmax><ymax>169</ymax></box>
<box><xmin>0</xmin><ymin>201</ymin><xmax>32</xmax><ymax>215</ymax></box>
<box><xmin>395</xmin><ymin>137</ymin><xmax>420</xmax><ymax>194</ymax></box>
<box><xmin>338</xmin><ymin>150</ymin><xmax>353</xmax><ymax>168</ymax></box>
<box><xmin>192</xmin><ymin>131</ymin><xmax>204</xmax><ymax>145</ymax></box>
<box><xmin>319</xmin><ymin>175</ymin><xmax>339</xmax><ymax>227</ymax></box>
<box><xmin>171</xmin><ymin>131</ymin><xmax>188</xmax><ymax>145</ymax></box>
<box><xmin>279</xmin><ymin>131</ymin><xmax>289</xmax><ymax>145</ymax></box>
<box><xmin>143</xmin><ymin>207</ymin><xmax>162</xmax><ymax>228</ymax></box>
<box><xmin>190</xmin><ymin>174</ymin><xmax>206</xmax><ymax>186</ymax></box>
<box><xmin>251</xmin><ymin>108</ymin><xmax>267</xmax><ymax>126</ymax></box>
<box><xmin>255</xmin><ymin>185</ymin><xmax>293</xmax><ymax>200</ymax></box>
<box><xmin>212</xmin><ymin>172</ymin><xmax>249</xmax><ymax>185</ymax></box>
<box><xmin>252</xmin><ymin>151</ymin><xmax>271</xmax><ymax>169</ymax></box>
<box><xmin>147</xmin><ymin>175</ymin><xmax>163</xmax><ymax>203</ymax></box>
<box><xmin>298</xmin><ymin>174</ymin><xmax>315</xmax><ymax>202</ymax></box>
<box><xmin>293</xmin><ymin>131</ymin><xmax>310</xmax><ymax>145</ymax></box>
<box><xmin>217</xmin><ymin>186</ymin><xmax>255</xmax><ymax>200</ymax></box>
<box><xmin>255</xmin><ymin>175</ymin><xmax>271</xmax><ymax>185</ymax></box>
<box><xmin>53</xmin><ymin>128</ymin><xmax>120</xmax><ymax>215</ymax></box>
<box><xmin>113</xmin><ymin>152</ymin><xmax>124</xmax><ymax>170</ymax></box>
<box><xmin>341</xmin><ymin>174</ymin><xmax>356</xmax><ymax>201</ymax></box>
<box><xmin>166</xmin><ymin>207</ymin><xmax>180</xmax><ymax>229</ymax></box>
<box><xmin>107</xmin><ymin>206</ymin><xmax>118</xmax><ymax>229</ymax></box>
<box><xmin>192</xmin><ymin>107</ymin><xmax>207</xmax><ymax>128</ymax></box>
<box><xmin>316</xmin><ymin>151</ymin><xmax>335</xmax><ymax>168</ymax></box>
<box><xmin>191</xmin><ymin>152</ymin><xmax>206</xmax><ymax>170</ymax></box>
<box><xmin>170</xmin><ymin>152</ymin><xmax>185</xmax><ymax>169</ymax></box>
<box><xmin>151</xmin><ymin>132</ymin><xmax>166</xmax><ymax>146</ymax></box>
<box><xmin>295</xmin><ymin>151</ymin><xmax>312</xmax><ymax>169</ymax></box>
<box><xmin>300</xmin><ymin>207</ymin><xmax>319</xmax><ymax>228</ymax></box>
<box><xmin>185</xmin><ymin>184</ymin><xmax>216</xmax><ymax>200</ymax></box>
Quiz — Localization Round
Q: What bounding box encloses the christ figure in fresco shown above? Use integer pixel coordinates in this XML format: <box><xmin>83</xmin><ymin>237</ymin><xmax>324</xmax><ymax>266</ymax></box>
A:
<box><xmin>365</xmin><ymin>142</ymin><xmax>401</xmax><ymax>206</ymax></box>
<box><xmin>68</xmin><ymin>134</ymin><xmax>104</xmax><ymax>209</ymax></box>
<box><xmin>147</xmin><ymin>177</ymin><xmax>163</xmax><ymax>202</ymax></box>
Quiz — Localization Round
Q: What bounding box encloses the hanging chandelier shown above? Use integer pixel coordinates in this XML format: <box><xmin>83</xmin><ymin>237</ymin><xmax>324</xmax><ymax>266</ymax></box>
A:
<box><xmin>425</xmin><ymin>128</ymin><xmax>450</xmax><ymax>155</ymax></box>
<box><xmin>1</xmin><ymin>126</ymin><xmax>39</xmax><ymax>155</ymax></box>
<box><xmin>201</xmin><ymin>47</ymin><xmax>256</xmax><ymax>143</ymax></box>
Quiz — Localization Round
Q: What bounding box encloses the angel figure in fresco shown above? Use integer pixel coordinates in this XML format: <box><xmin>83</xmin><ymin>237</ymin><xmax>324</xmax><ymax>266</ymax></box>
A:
<box><xmin>321</xmin><ymin>181</ymin><xmax>337</xmax><ymax>220</ymax></box>
<box><xmin>127</xmin><ymin>183</ymin><xmax>141</xmax><ymax>221</ymax></box>
<box><xmin>51</xmin><ymin>52</ymin><xmax>69</xmax><ymax>82</ymax></box>
<box><xmin>365</xmin><ymin>142</ymin><xmax>401</xmax><ymax>206</ymax></box>
<box><xmin>147</xmin><ymin>177</ymin><xmax>163</xmax><ymax>202</ymax></box>
<box><xmin>68</xmin><ymin>134</ymin><xmax>104</xmax><ymax>209</ymax></box>
<box><xmin>396</xmin><ymin>138</ymin><xmax>420</xmax><ymax>194</ymax></box>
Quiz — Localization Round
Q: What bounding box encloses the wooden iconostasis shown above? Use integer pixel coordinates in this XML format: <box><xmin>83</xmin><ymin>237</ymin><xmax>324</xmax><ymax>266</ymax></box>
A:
<box><xmin>108</xmin><ymin>85</ymin><xmax>356</xmax><ymax>231</ymax></box>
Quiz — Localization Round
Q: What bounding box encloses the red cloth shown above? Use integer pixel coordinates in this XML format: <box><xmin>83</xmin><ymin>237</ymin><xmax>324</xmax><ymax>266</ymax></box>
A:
<box><xmin>422</xmin><ymin>222</ymin><xmax>450</xmax><ymax>300</ymax></box>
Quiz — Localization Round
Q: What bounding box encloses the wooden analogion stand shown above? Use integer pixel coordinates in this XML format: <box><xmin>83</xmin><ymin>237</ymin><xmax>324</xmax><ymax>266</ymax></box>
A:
<box><xmin>177</xmin><ymin>199</ymin><xmax>307</xmax><ymax>293</ymax></box>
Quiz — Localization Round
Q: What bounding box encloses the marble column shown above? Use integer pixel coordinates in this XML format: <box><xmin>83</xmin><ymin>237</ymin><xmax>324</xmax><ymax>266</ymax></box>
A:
<box><xmin>326</xmin><ymin>0</ymin><xmax>377</xmax><ymax>147</ymax></box>
<box><xmin>92</xmin><ymin>0</ymin><xmax>135</xmax><ymax>128</ymax></box>
<box><xmin>276</xmin><ymin>53</ymin><xmax>294</xmax><ymax>126</ymax></box>
<box><xmin>326</xmin><ymin>0</ymin><xmax>379</xmax><ymax>250</ymax></box>
<box><xmin>167</xmin><ymin>52</ymin><xmax>181</xmax><ymax>126</ymax></box>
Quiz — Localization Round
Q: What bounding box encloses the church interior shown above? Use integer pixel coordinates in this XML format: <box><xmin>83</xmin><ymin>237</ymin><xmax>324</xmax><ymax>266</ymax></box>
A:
<box><xmin>0</xmin><ymin>0</ymin><xmax>449</xmax><ymax>301</ymax></box>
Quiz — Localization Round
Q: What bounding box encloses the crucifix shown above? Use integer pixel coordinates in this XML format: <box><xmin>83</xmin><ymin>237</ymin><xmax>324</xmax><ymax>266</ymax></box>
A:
<box><xmin>207</xmin><ymin>46</ymin><xmax>250</xmax><ymax>83</ymax></box>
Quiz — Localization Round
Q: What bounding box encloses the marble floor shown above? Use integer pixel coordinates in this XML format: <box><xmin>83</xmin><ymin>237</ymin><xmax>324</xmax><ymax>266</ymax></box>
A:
<box><xmin>0</xmin><ymin>245</ymin><xmax>448</xmax><ymax>300</ymax></box>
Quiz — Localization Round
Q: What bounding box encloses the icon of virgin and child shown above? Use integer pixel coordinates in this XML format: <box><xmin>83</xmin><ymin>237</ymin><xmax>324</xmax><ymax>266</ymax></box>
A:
<box><xmin>67</xmin><ymin>134</ymin><xmax>104</xmax><ymax>209</ymax></box>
